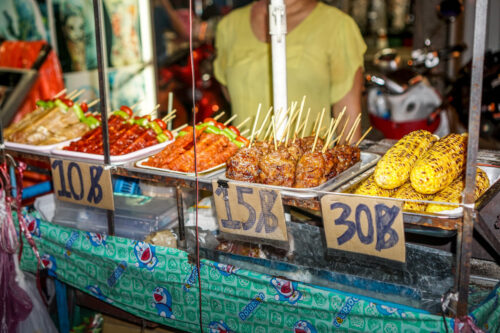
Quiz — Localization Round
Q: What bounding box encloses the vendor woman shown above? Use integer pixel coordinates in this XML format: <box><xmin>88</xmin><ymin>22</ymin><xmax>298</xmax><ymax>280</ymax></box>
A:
<box><xmin>213</xmin><ymin>0</ymin><xmax>366</xmax><ymax>141</ymax></box>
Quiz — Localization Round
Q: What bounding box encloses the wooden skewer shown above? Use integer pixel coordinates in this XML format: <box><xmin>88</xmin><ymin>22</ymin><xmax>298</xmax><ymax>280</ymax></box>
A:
<box><xmin>321</xmin><ymin>118</ymin><xmax>335</xmax><ymax>153</ymax></box>
<box><xmin>87</xmin><ymin>98</ymin><xmax>100</xmax><ymax>108</ymax></box>
<box><xmin>249</xmin><ymin>104</ymin><xmax>262</xmax><ymax>148</ymax></box>
<box><xmin>311</xmin><ymin>108</ymin><xmax>326</xmax><ymax>153</ymax></box>
<box><xmin>312</xmin><ymin>112</ymin><xmax>321</xmax><ymax>135</ymax></box>
<box><xmin>240</xmin><ymin>128</ymin><xmax>250</xmax><ymax>136</ymax></box>
<box><xmin>327</xmin><ymin>110</ymin><xmax>344</xmax><ymax>148</ymax></box>
<box><xmin>162</xmin><ymin>113</ymin><xmax>177</xmax><ymax>123</ymax></box>
<box><xmin>130</xmin><ymin>100</ymin><xmax>143</xmax><ymax>110</ymax></box>
<box><xmin>356</xmin><ymin>126</ymin><xmax>372</xmax><ymax>147</ymax></box>
<box><xmin>172</xmin><ymin>123</ymin><xmax>188</xmax><ymax>133</ymax></box>
<box><xmin>284</xmin><ymin>104</ymin><xmax>301</xmax><ymax>146</ymax></box>
<box><xmin>295</xmin><ymin>122</ymin><xmax>306</xmax><ymax>140</ymax></box>
<box><xmin>69</xmin><ymin>89</ymin><xmax>85</xmax><ymax>100</ymax></box>
<box><xmin>223</xmin><ymin>114</ymin><xmax>238</xmax><ymax>126</ymax></box>
<box><xmin>54</xmin><ymin>88</ymin><xmax>67</xmax><ymax>98</ymax></box>
<box><xmin>65</xmin><ymin>89</ymin><xmax>78</xmax><ymax>99</ymax></box>
<box><xmin>293</xmin><ymin>96</ymin><xmax>306</xmax><ymax>144</ymax></box>
<box><xmin>346</xmin><ymin>113</ymin><xmax>362</xmax><ymax>145</ymax></box>
<box><xmin>271</xmin><ymin>116</ymin><xmax>278</xmax><ymax>151</ymax></box>
<box><xmin>255</xmin><ymin>106</ymin><xmax>273</xmax><ymax>140</ymax></box>
<box><xmin>162</xmin><ymin>109</ymin><xmax>177</xmax><ymax>122</ymax></box>
<box><xmin>236</xmin><ymin>116</ymin><xmax>251</xmax><ymax>129</ymax></box>
<box><xmin>301</xmin><ymin>108</ymin><xmax>311</xmax><ymax>138</ymax></box>
<box><xmin>337</xmin><ymin>115</ymin><xmax>350</xmax><ymax>145</ymax></box>
<box><xmin>263</xmin><ymin>121</ymin><xmax>273</xmax><ymax>141</ymax></box>
<box><xmin>213</xmin><ymin>111</ymin><xmax>225</xmax><ymax>120</ymax></box>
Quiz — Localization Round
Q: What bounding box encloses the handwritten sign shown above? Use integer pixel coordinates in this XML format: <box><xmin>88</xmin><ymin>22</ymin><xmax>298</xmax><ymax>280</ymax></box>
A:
<box><xmin>50</xmin><ymin>158</ymin><xmax>114</xmax><ymax>210</ymax></box>
<box><xmin>320</xmin><ymin>194</ymin><xmax>405</xmax><ymax>262</ymax></box>
<box><xmin>212</xmin><ymin>180</ymin><xmax>288</xmax><ymax>244</ymax></box>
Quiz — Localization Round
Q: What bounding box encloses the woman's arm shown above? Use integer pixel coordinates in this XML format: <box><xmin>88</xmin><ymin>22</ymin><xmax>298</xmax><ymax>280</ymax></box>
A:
<box><xmin>333</xmin><ymin>66</ymin><xmax>364</xmax><ymax>144</ymax></box>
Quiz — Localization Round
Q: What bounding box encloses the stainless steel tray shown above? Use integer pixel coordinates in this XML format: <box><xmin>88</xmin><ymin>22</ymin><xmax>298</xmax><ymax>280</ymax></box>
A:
<box><xmin>337</xmin><ymin>165</ymin><xmax>500</xmax><ymax>219</ymax></box>
<box><xmin>218</xmin><ymin>152</ymin><xmax>380</xmax><ymax>199</ymax></box>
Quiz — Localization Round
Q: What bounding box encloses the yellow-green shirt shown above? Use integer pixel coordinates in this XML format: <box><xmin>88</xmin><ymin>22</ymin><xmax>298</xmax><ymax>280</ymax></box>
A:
<box><xmin>213</xmin><ymin>2</ymin><xmax>366</xmax><ymax>133</ymax></box>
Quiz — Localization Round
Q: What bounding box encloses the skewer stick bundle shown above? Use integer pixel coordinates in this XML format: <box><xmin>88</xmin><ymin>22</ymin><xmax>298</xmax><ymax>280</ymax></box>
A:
<box><xmin>249</xmin><ymin>104</ymin><xmax>262</xmax><ymax>148</ymax></box>
<box><xmin>355</xmin><ymin>126</ymin><xmax>372</xmax><ymax>147</ymax></box>
<box><xmin>311</xmin><ymin>108</ymin><xmax>326</xmax><ymax>153</ymax></box>
<box><xmin>223</xmin><ymin>114</ymin><xmax>238</xmax><ymax>126</ymax></box>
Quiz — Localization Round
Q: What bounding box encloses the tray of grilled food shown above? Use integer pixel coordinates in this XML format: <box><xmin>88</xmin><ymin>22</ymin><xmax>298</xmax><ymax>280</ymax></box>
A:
<box><xmin>221</xmin><ymin>136</ymin><xmax>380</xmax><ymax>199</ymax></box>
<box><xmin>337</xmin><ymin>130</ymin><xmax>500</xmax><ymax>218</ymax></box>
<box><xmin>136</xmin><ymin>122</ymin><xmax>250</xmax><ymax>177</ymax></box>
<box><xmin>4</xmin><ymin>96</ymin><xmax>98</xmax><ymax>152</ymax></box>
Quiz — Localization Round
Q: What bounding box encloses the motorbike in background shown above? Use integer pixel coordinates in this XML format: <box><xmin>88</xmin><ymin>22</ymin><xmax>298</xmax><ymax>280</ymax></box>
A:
<box><xmin>365</xmin><ymin>44</ymin><xmax>464</xmax><ymax>139</ymax></box>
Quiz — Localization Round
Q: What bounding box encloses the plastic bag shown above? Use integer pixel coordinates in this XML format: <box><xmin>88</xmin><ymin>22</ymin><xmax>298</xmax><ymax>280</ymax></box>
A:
<box><xmin>15</xmin><ymin>260</ymin><xmax>58</xmax><ymax>333</ymax></box>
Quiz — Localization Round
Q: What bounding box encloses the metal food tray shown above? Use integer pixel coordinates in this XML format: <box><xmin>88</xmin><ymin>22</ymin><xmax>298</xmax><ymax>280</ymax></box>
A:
<box><xmin>218</xmin><ymin>152</ymin><xmax>380</xmax><ymax>199</ymax></box>
<box><xmin>135</xmin><ymin>158</ymin><xmax>226</xmax><ymax>177</ymax></box>
<box><xmin>337</xmin><ymin>165</ymin><xmax>500</xmax><ymax>219</ymax></box>
<box><xmin>51</xmin><ymin>139</ymin><xmax>173</xmax><ymax>164</ymax></box>
<box><xmin>5</xmin><ymin>138</ymin><xmax>75</xmax><ymax>153</ymax></box>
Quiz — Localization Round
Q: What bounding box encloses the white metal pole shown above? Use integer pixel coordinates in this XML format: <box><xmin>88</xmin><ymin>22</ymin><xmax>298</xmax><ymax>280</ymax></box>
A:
<box><xmin>268</xmin><ymin>0</ymin><xmax>288</xmax><ymax>139</ymax></box>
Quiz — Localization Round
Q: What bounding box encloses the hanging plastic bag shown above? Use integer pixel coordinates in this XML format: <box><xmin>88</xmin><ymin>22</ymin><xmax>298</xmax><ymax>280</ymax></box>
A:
<box><xmin>0</xmin><ymin>188</ymin><xmax>33</xmax><ymax>333</ymax></box>
<box><xmin>15</xmin><ymin>260</ymin><xmax>58</xmax><ymax>333</ymax></box>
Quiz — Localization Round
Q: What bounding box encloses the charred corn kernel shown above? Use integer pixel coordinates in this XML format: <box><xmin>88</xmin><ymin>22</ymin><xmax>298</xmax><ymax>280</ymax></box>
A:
<box><xmin>354</xmin><ymin>175</ymin><xmax>399</xmax><ymax>197</ymax></box>
<box><xmin>425</xmin><ymin>168</ymin><xmax>490</xmax><ymax>213</ymax></box>
<box><xmin>393</xmin><ymin>182</ymin><xmax>434</xmax><ymax>211</ymax></box>
<box><xmin>374</xmin><ymin>130</ymin><xmax>437</xmax><ymax>189</ymax></box>
<box><xmin>410</xmin><ymin>133</ymin><xmax>467</xmax><ymax>194</ymax></box>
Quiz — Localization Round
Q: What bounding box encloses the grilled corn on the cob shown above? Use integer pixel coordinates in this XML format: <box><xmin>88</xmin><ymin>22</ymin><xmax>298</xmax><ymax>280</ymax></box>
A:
<box><xmin>410</xmin><ymin>133</ymin><xmax>467</xmax><ymax>194</ymax></box>
<box><xmin>425</xmin><ymin>168</ymin><xmax>490</xmax><ymax>213</ymax></box>
<box><xmin>393</xmin><ymin>182</ymin><xmax>435</xmax><ymax>211</ymax></box>
<box><xmin>374</xmin><ymin>130</ymin><xmax>437</xmax><ymax>189</ymax></box>
<box><xmin>354</xmin><ymin>175</ymin><xmax>399</xmax><ymax>197</ymax></box>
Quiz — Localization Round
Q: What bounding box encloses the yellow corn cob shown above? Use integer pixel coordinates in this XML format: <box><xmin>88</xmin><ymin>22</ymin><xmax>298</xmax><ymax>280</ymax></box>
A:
<box><xmin>393</xmin><ymin>182</ymin><xmax>435</xmax><ymax>211</ymax></box>
<box><xmin>374</xmin><ymin>130</ymin><xmax>437</xmax><ymax>189</ymax></box>
<box><xmin>410</xmin><ymin>133</ymin><xmax>467</xmax><ymax>194</ymax></box>
<box><xmin>425</xmin><ymin>168</ymin><xmax>490</xmax><ymax>213</ymax></box>
<box><xmin>354</xmin><ymin>175</ymin><xmax>399</xmax><ymax>197</ymax></box>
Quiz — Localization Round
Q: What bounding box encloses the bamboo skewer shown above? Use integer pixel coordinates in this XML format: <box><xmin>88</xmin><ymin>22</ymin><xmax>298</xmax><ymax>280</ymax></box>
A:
<box><xmin>337</xmin><ymin>115</ymin><xmax>350</xmax><ymax>145</ymax></box>
<box><xmin>255</xmin><ymin>106</ymin><xmax>273</xmax><ymax>140</ymax></box>
<box><xmin>69</xmin><ymin>89</ymin><xmax>85</xmax><ymax>100</ymax></box>
<box><xmin>87</xmin><ymin>99</ymin><xmax>100</xmax><ymax>108</ymax></box>
<box><xmin>240</xmin><ymin>128</ymin><xmax>250</xmax><ymax>136</ymax></box>
<box><xmin>263</xmin><ymin>121</ymin><xmax>273</xmax><ymax>141</ymax></box>
<box><xmin>355</xmin><ymin>126</ymin><xmax>372</xmax><ymax>147</ymax></box>
<box><xmin>130</xmin><ymin>99</ymin><xmax>143</xmax><ymax>110</ymax></box>
<box><xmin>162</xmin><ymin>109</ymin><xmax>177</xmax><ymax>121</ymax></box>
<box><xmin>345</xmin><ymin>113</ymin><xmax>361</xmax><ymax>145</ymax></box>
<box><xmin>54</xmin><ymin>88</ymin><xmax>67</xmax><ymax>98</ymax></box>
<box><xmin>326</xmin><ymin>110</ymin><xmax>344</xmax><ymax>148</ymax></box>
<box><xmin>223</xmin><ymin>114</ymin><xmax>238</xmax><ymax>126</ymax></box>
<box><xmin>284</xmin><ymin>102</ymin><xmax>298</xmax><ymax>145</ymax></box>
<box><xmin>271</xmin><ymin>116</ymin><xmax>278</xmax><ymax>150</ymax></box>
<box><xmin>236</xmin><ymin>116</ymin><xmax>251</xmax><ymax>129</ymax></box>
<box><xmin>301</xmin><ymin>108</ymin><xmax>311</xmax><ymax>138</ymax></box>
<box><xmin>249</xmin><ymin>104</ymin><xmax>262</xmax><ymax>148</ymax></box>
<box><xmin>293</xmin><ymin>96</ymin><xmax>306</xmax><ymax>144</ymax></box>
<box><xmin>162</xmin><ymin>112</ymin><xmax>177</xmax><ymax>123</ymax></box>
<box><xmin>312</xmin><ymin>112</ymin><xmax>321</xmax><ymax>135</ymax></box>
<box><xmin>65</xmin><ymin>89</ymin><xmax>78</xmax><ymax>99</ymax></box>
<box><xmin>172</xmin><ymin>123</ymin><xmax>188</xmax><ymax>133</ymax></box>
<box><xmin>213</xmin><ymin>111</ymin><xmax>225</xmax><ymax>121</ymax></box>
<box><xmin>311</xmin><ymin>108</ymin><xmax>326</xmax><ymax>153</ymax></box>
<box><xmin>321</xmin><ymin>118</ymin><xmax>335</xmax><ymax>153</ymax></box>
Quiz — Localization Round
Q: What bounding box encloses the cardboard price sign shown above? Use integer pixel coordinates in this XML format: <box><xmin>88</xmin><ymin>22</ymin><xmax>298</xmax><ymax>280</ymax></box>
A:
<box><xmin>50</xmin><ymin>158</ymin><xmax>114</xmax><ymax>210</ymax></box>
<box><xmin>212</xmin><ymin>180</ymin><xmax>288</xmax><ymax>243</ymax></box>
<box><xmin>321</xmin><ymin>194</ymin><xmax>405</xmax><ymax>262</ymax></box>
